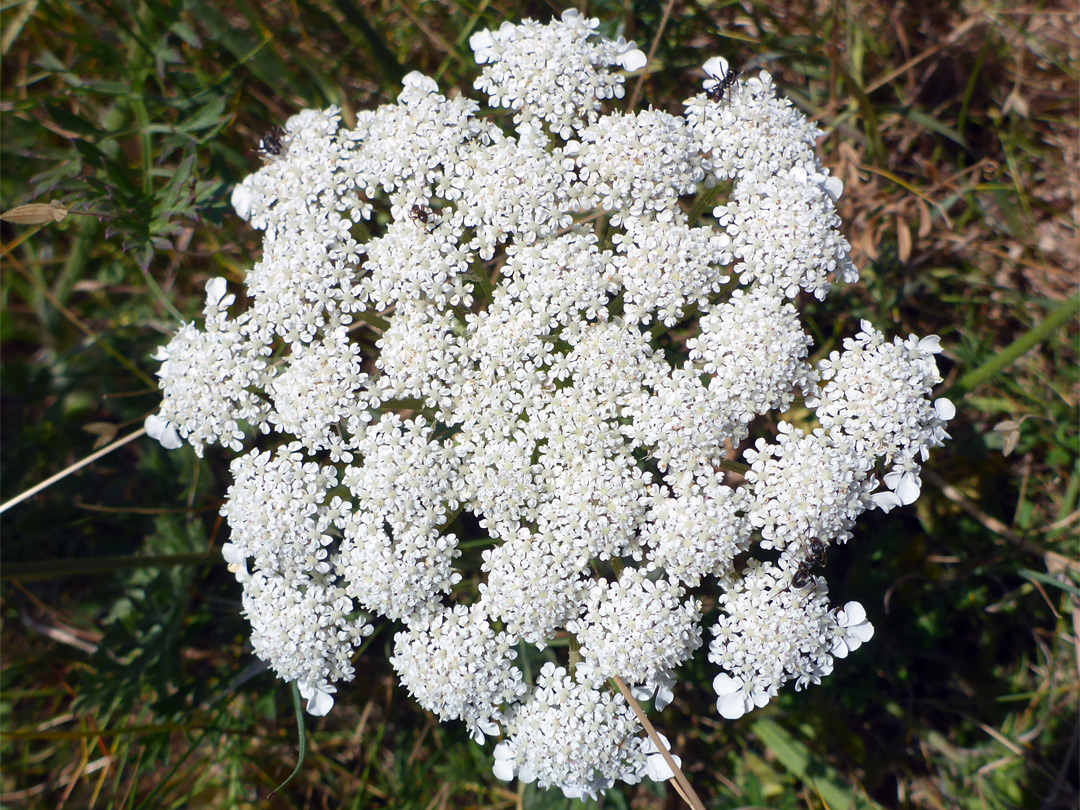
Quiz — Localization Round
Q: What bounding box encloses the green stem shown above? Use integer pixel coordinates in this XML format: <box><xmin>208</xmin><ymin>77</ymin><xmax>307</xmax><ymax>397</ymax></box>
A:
<box><xmin>354</xmin><ymin>309</ymin><xmax>391</xmax><ymax>332</ymax></box>
<box><xmin>142</xmin><ymin>261</ymin><xmax>186</xmax><ymax>324</ymax></box>
<box><xmin>946</xmin><ymin>290</ymin><xmax>1080</xmax><ymax>397</ymax></box>
<box><xmin>2</xmin><ymin>551</ymin><xmax>222</xmax><ymax>581</ymax></box>
<box><xmin>686</xmin><ymin>182</ymin><xmax>723</xmax><ymax>227</ymax></box>
<box><xmin>719</xmin><ymin>458</ymin><xmax>751</xmax><ymax>476</ymax></box>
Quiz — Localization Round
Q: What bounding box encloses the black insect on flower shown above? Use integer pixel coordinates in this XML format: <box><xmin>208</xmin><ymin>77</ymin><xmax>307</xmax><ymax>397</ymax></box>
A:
<box><xmin>703</xmin><ymin>56</ymin><xmax>741</xmax><ymax>104</ymax></box>
<box><xmin>257</xmin><ymin>126</ymin><xmax>288</xmax><ymax>162</ymax></box>
<box><xmin>783</xmin><ymin>538</ymin><xmax>828</xmax><ymax>597</ymax></box>
<box><xmin>411</xmin><ymin>204</ymin><xmax>436</xmax><ymax>231</ymax></box>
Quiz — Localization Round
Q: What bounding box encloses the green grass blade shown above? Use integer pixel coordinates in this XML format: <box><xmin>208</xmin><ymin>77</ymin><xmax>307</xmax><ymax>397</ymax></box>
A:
<box><xmin>750</xmin><ymin>717</ymin><xmax>884</xmax><ymax>810</ymax></box>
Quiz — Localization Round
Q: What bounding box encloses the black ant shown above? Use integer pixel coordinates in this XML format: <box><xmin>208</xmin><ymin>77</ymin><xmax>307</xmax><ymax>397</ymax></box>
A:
<box><xmin>706</xmin><ymin>68</ymin><xmax>741</xmax><ymax>104</ymax></box>
<box><xmin>410</xmin><ymin>204</ymin><xmax>437</xmax><ymax>231</ymax></box>
<box><xmin>257</xmin><ymin>126</ymin><xmax>288</xmax><ymax>162</ymax></box>
<box><xmin>780</xmin><ymin>538</ymin><xmax>828</xmax><ymax>597</ymax></box>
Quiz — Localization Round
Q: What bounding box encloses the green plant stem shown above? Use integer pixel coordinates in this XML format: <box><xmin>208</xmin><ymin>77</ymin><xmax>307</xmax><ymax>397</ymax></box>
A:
<box><xmin>142</xmin><ymin>261</ymin><xmax>186</xmax><ymax>323</ymax></box>
<box><xmin>1</xmin><ymin>551</ymin><xmax>222</xmax><ymax>581</ymax></box>
<box><xmin>945</xmin><ymin>290</ymin><xmax>1080</xmax><ymax>398</ymax></box>
<box><xmin>685</xmin><ymin>182</ymin><xmax>723</xmax><ymax>227</ymax></box>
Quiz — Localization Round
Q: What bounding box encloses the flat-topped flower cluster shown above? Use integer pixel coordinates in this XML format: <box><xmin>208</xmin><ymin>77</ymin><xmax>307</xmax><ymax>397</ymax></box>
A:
<box><xmin>146</xmin><ymin>10</ymin><xmax>953</xmax><ymax>799</ymax></box>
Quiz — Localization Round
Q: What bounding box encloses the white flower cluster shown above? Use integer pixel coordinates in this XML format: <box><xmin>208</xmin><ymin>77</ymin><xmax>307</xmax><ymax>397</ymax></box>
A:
<box><xmin>492</xmin><ymin>662</ymin><xmax>678</xmax><ymax>798</ymax></box>
<box><xmin>146</xmin><ymin>10</ymin><xmax>953</xmax><ymax>798</ymax></box>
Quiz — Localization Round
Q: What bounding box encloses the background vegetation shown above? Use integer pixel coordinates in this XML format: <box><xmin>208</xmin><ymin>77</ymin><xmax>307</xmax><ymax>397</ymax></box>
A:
<box><xmin>1</xmin><ymin>1</ymin><xmax>1076</xmax><ymax>808</ymax></box>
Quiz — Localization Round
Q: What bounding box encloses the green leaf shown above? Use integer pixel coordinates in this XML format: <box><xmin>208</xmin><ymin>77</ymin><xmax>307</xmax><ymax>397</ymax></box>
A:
<box><xmin>750</xmin><ymin>717</ymin><xmax>884</xmax><ymax>810</ymax></box>
<box><xmin>1019</xmin><ymin>568</ymin><xmax>1080</xmax><ymax>598</ymax></box>
<box><xmin>268</xmin><ymin>683</ymin><xmax>307</xmax><ymax>797</ymax></box>
<box><xmin>896</xmin><ymin>107</ymin><xmax>971</xmax><ymax>151</ymax></box>
<box><xmin>178</xmin><ymin>96</ymin><xmax>230</xmax><ymax>133</ymax></box>
<box><xmin>43</xmin><ymin>102</ymin><xmax>107</xmax><ymax>138</ymax></box>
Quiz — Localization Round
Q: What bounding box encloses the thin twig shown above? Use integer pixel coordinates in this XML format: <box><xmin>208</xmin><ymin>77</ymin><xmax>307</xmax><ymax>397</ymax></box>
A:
<box><xmin>923</xmin><ymin>468</ymin><xmax>1079</xmax><ymax>576</ymax></box>
<box><xmin>627</xmin><ymin>0</ymin><xmax>676</xmax><ymax>113</ymax></box>
<box><xmin>0</xmin><ymin>427</ymin><xmax>147</xmax><ymax>514</ymax></box>
<box><xmin>612</xmin><ymin>675</ymin><xmax>705</xmax><ymax>810</ymax></box>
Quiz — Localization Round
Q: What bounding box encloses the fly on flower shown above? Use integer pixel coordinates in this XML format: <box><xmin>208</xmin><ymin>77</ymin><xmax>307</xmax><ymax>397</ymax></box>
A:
<box><xmin>257</xmin><ymin>126</ymin><xmax>288</xmax><ymax>162</ymax></box>
<box><xmin>703</xmin><ymin>56</ymin><xmax>740</xmax><ymax>103</ymax></box>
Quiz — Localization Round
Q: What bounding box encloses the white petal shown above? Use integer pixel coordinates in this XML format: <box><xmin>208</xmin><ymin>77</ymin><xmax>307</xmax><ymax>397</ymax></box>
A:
<box><xmin>305</xmin><ymin>684</ymin><xmax>336</xmax><ymax>716</ymax></box>
<box><xmin>205</xmin><ymin>277</ymin><xmax>227</xmax><ymax>307</ymax></box>
<box><xmin>703</xmin><ymin>56</ymin><xmax>729</xmax><ymax>80</ymax></box>
<box><xmin>645</xmin><ymin>751</ymin><xmax>678</xmax><ymax>781</ymax></box>
<box><xmin>620</xmin><ymin>48</ymin><xmax>647</xmax><ymax>72</ymax></box>
<box><xmin>935</xmin><ymin>398</ymin><xmax>956</xmax><ymax>420</ymax></box>
<box><xmin>872</xmin><ymin>491</ymin><xmax>903</xmax><ymax>512</ymax></box>
<box><xmin>750</xmin><ymin>687</ymin><xmax>772</xmax><ymax>708</ymax></box>
<box><xmin>824</xmin><ymin>175</ymin><xmax>844</xmax><ymax>201</ymax></box>
<box><xmin>712</xmin><ymin>672</ymin><xmax>741</xmax><ymax>697</ymax></box>
<box><xmin>716</xmin><ymin>691</ymin><xmax>749</xmax><ymax>719</ymax></box>
<box><xmin>145</xmin><ymin>413</ymin><xmax>165</xmax><ymax>440</ymax></box>
<box><xmin>851</xmin><ymin>620</ymin><xmax>875</xmax><ymax>643</ymax></box>
<box><xmin>842</xmin><ymin>601</ymin><xmax>867</xmax><ymax>625</ymax></box>
<box><xmin>230</xmin><ymin>183</ymin><xmax>253</xmax><ymax>221</ymax></box>
<box><xmin>469</xmin><ymin>30</ymin><xmax>493</xmax><ymax>51</ymax></box>
<box><xmin>492</xmin><ymin>757</ymin><xmax>515</xmax><ymax>782</ymax></box>
<box><xmin>919</xmin><ymin>334</ymin><xmax>943</xmax><ymax>353</ymax></box>
<box><xmin>895</xmin><ymin>473</ymin><xmax>922</xmax><ymax>505</ymax></box>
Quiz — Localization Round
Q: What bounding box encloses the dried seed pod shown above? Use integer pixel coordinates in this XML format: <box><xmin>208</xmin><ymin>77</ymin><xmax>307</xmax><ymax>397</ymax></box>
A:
<box><xmin>1</xmin><ymin>200</ymin><xmax>69</xmax><ymax>225</ymax></box>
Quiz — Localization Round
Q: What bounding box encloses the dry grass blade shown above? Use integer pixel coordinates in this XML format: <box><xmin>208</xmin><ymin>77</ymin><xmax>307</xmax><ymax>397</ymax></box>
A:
<box><xmin>612</xmin><ymin>676</ymin><xmax>705</xmax><ymax>810</ymax></box>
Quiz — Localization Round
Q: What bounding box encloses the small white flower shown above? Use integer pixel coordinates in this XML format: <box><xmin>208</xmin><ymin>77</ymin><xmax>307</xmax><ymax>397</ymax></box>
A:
<box><xmin>299</xmin><ymin>681</ymin><xmax>337</xmax><ymax>716</ymax></box>
<box><xmin>712</xmin><ymin>673</ymin><xmax>755</xmax><ymax>719</ymax></box>
<box><xmin>643</xmin><ymin>733</ymin><xmax>682</xmax><ymax>781</ymax></box>
<box><xmin>631</xmin><ymin>672</ymin><xmax>677</xmax><ymax>711</ymax></box>
<box><xmin>884</xmin><ymin>468</ymin><xmax>922</xmax><ymax>505</ymax></box>
<box><xmin>614</xmin><ymin>38</ymin><xmax>647</xmax><ymax>72</ymax></box>
<box><xmin>492</xmin><ymin>740</ymin><xmax>517</xmax><ymax>781</ymax></box>
<box><xmin>469</xmin><ymin>29</ymin><xmax>495</xmax><ymax>63</ymax></box>
<box><xmin>833</xmin><ymin>601</ymin><xmax>874</xmax><ymax>658</ymax></box>
<box><xmin>144</xmin><ymin>413</ymin><xmax>182</xmax><ymax>450</ymax></box>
